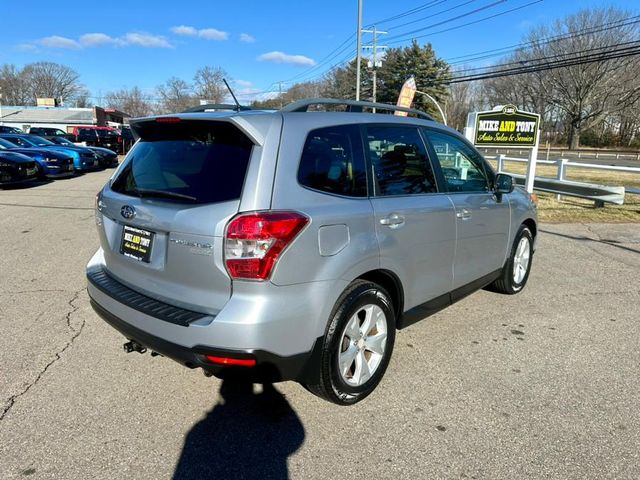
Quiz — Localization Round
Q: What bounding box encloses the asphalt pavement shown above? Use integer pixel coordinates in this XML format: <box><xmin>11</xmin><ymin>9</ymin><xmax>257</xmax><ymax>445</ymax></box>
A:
<box><xmin>1</xmin><ymin>170</ymin><xmax>639</xmax><ymax>479</ymax></box>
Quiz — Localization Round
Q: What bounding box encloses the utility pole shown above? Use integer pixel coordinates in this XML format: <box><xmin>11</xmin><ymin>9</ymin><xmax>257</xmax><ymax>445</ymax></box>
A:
<box><xmin>362</xmin><ymin>26</ymin><xmax>387</xmax><ymax>106</ymax></box>
<box><xmin>355</xmin><ymin>0</ymin><xmax>363</xmax><ymax>101</ymax></box>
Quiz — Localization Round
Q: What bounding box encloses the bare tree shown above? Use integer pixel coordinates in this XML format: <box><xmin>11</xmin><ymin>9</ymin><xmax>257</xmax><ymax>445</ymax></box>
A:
<box><xmin>483</xmin><ymin>7</ymin><xmax>640</xmax><ymax>149</ymax></box>
<box><xmin>193</xmin><ymin>66</ymin><xmax>229</xmax><ymax>104</ymax></box>
<box><xmin>105</xmin><ymin>87</ymin><xmax>155</xmax><ymax>117</ymax></box>
<box><xmin>156</xmin><ymin>77</ymin><xmax>196</xmax><ymax>113</ymax></box>
<box><xmin>21</xmin><ymin>62</ymin><xmax>82</xmax><ymax>104</ymax></box>
<box><xmin>252</xmin><ymin>80</ymin><xmax>323</xmax><ymax>109</ymax></box>
<box><xmin>0</xmin><ymin>64</ymin><xmax>31</xmax><ymax>105</ymax></box>
<box><xmin>446</xmin><ymin>71</ymin><xmax>481</xmax><ymax>131</ymax></box>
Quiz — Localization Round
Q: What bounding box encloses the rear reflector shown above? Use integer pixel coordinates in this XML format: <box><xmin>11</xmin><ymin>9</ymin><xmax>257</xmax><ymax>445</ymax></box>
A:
<box><xmin>205</xmin><ymin>355</ymin><xmax>257</xmax><ymax>367</ymax></box>
<box><xmin>156</xmin><ymin>117</ymin><xmax>181</xmax><ymax>123</ymax></box>
<box><xmin>225</xmin><ymin>211</ymin><xmax>309</xmax><ymax>281</ymax></box>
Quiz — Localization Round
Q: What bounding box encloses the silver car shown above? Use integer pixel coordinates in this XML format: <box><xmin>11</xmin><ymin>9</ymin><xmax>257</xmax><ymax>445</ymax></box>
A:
<box><xmin>87</xmin><ymin>99</ymin><xmax>537</xmax><ymax>405</ymax></box>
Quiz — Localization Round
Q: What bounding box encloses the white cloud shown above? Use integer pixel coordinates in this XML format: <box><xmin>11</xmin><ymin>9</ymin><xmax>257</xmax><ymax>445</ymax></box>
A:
<box><xmin>124</xmin><ymin>33</ymin><xmax>173</xmax><ymax>48</ymax></box>
<box><xmin>198</xmin><ymin>28</ymin><xmax>228</xmax><ymax>40</ymax></box>
<box><xmin>28</xmin><ymin>31</ymin><xmax>173</xmax><ymax>50</ymax></box>
<box><xmin>171</xmin><ymin>25</ymin><xmax>228</xmax><ymax>40</ymax></box>
<box><xmin>171</xmin><ymin>25</ymin><xmax>198</xmax><ymax>36</ymax></box>
<box><xmin>16</xmin><ymin>43</ymin><xmax>38</xmax><ymax>52</ymax></box>
<box><xmin>80</xmin><ymin>33</ymin><xmax>122</xmax><ymax>47</ymax></box>
<box><xmin>39</xmin><ymin>35</ymin><xmax>80</xmax><ymax>49</ymax></box>
<box><xmin>240</xmin><ymin>33</ymin><xmax>256</xmax><ymax>43</ymax></box>
<box><xmin>235</xmin><ymin>79</ymin><xmax>253</xmax><ymax>88</ymax></box>
<box><xmin>258</xmin><ymin>51</ymin><xmax>316</xmax><ymax>66</ymax></box>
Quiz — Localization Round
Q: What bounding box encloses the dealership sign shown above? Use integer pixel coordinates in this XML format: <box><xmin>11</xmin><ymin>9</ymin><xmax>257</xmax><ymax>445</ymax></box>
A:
<box><xmin>467</xmin><ymin>105</ymin><xmax>540</xmax><ymax>148</ymax></box>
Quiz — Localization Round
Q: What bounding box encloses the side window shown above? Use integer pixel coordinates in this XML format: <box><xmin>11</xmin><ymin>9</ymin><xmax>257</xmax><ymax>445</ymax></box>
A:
<box><xmin>366</xmin><ymin>125</ymin><xmax>436</xmax><ymax>196</ymax></box>
<box><xmin>298</xmin><ymin>125</ymin><xmax>367</xmax><ymax>197</ymax></box>
<box><xmin>423</xmin><ymin>130</ymin><xmax>492</xmax><ymax>193</ymax></box>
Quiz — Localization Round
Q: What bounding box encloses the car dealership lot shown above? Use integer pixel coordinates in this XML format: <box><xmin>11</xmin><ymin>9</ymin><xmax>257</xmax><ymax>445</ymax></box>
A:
<box><xmin>1</xmin><ymin>171</ymin><xmax>639</xmax><ymax>479</ymax></box>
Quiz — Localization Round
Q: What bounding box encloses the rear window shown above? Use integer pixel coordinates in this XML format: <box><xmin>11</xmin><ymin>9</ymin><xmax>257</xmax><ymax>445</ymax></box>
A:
<box><xmin>111</xmin><ymin>120</ymin><xmax>253</xmax><ymax>204</ymax></box>
<box><xmin>97</xmin><ymin>129</ymin><xmax>117</xmax><ymax>138</ymax></box>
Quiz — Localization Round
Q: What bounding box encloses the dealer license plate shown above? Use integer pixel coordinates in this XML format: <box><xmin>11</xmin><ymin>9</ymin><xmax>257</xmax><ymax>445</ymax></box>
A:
<box><xmin>120</xmin><ymin>225</ymin><xmax>154</xmax><ymax>263</ymax></box>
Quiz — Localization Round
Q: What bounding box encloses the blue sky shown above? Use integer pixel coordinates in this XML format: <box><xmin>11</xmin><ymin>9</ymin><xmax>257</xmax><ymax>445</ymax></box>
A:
<box><xmin>0</xmin><ymin>0</ymin><xmax>636</xmax><ymax>104</ymax></box>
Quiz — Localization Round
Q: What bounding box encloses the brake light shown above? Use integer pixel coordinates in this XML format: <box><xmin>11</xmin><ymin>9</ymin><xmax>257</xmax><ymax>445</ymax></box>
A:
<box><xmin>225</xmin><ymin>211</ymin><xmax>309</xmax><ymax>281</ymax></box>
<box><xmin>156</xmin><ymin>117</ymin><xmax>181</xmax><ymax>123</ymax></box>
<box><xmin>205</xmin><ymin>355</ymin><xmax>256</xmax><ymax>367</ymax></box>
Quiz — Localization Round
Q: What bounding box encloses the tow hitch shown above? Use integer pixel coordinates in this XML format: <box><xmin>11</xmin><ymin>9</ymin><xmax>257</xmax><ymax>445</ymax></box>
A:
<box><xmin>123</xmin><ymin>341</ymin><xmax>147</xmax><ymax>354</ymax></box>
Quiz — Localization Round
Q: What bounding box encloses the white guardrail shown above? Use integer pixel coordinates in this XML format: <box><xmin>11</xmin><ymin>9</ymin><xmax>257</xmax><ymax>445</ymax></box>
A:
<box><xmin>485</xmin><ymin>154</ymin><xmax>640</xmax><ymax>206</ymax></box>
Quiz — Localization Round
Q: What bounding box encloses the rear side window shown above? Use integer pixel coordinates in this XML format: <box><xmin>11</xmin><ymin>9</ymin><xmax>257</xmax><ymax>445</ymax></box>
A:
<box><xmin>298</xmin><ymin>125</ymin><xmax>367</xmax><ymax>197</ymax></box>
<box><xmin>366</xmin><ymin>125</ymin><xmax>437</xmax><ymax>196</ymax></box>
<box><xmin>111</xmin><ymin>121</ymin><xmax>253</xmax><ymax>204</ymax></box>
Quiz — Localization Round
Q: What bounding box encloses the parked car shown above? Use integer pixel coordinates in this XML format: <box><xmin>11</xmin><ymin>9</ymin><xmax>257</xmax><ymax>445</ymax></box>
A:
<box><xmin>48</xmin><ymin>136</ymin><xmax>118</xmax><ymax>168</ymax></box>
<box><xmin>0</xmin><ymin>138</ymin><xmax>74</xmax><ymax>178</ymax></box>
<box><xmin>86</xmin><ymin>99</ymin><xmax>538</xmax><ymax>405</ymax></box>
<box><xmin>27</xmin><ymin>127</ymin><xmax>74</xmax><ymax>141</ymax></box>
<box><xmin>0</xmin><ymin>134</ymin><xmax>100</xmax><ymax>172</ymax></box>
<box><xmin>0</xmin><ymin>150</ymin><xmax>39</xmax><ymax>186</ymax></box>
<box><xmin>117</xmin><ymin>126</ymin><xmax>136</xmax><ymax>154</ymax></box>
<box><xmin>71</xmin><ymin>126</ymin><xmax>121</xmax><ymax>152</ymax></box>
<box><xmin>0</xmin><ymin>126</ymin><xmax>24</xmax><ymax>134</ymax></box>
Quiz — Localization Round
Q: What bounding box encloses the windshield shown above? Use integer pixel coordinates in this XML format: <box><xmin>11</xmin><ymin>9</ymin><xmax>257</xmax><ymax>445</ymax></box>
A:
<box><xmin>111</xmin><ymin>121</ymin><xmax>253</xmax><ymax>205</ymax></box>
<box><xmin>53</xmin><ymin>137</ymin><xmax>74</xmax><ymax>145</ymax></box>
<box><xmin>26</xmin><ymin>136</ymin><xmax>56</xmax><ymax>146</ymax></box>
<box><xmin>97</xmin><ymin>129</ymin><xmax>118</xmax><ymax>138</ymax></box>
<box><xmin>0</xmin><ymin>138</ymin><xmax>16</xmax><ymax>149</ymax></box>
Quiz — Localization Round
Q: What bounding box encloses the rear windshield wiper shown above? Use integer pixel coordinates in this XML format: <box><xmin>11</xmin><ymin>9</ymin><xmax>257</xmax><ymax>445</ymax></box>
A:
<box><xmin>130</xmin><ymin>188</ymin><xmax>197</xmax><ymax>202</ymax></box>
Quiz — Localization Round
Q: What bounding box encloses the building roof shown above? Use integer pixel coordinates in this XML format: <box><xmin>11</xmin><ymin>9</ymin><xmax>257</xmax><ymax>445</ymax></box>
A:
<box><xmin>0</xmin><ymin>106</ymin><xmax>95</xmax><ymax>125</ymax></box>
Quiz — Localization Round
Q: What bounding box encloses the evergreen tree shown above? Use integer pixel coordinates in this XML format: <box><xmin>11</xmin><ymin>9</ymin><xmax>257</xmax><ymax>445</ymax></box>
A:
<box><xmin>377</xmin><ymin>40</ymin><xmax>450</xmax><ymax>118</ymax></box>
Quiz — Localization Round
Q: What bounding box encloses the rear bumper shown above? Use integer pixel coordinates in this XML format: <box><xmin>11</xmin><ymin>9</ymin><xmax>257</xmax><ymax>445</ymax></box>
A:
<box><xmin>89</xmin><ymin>297</ymin><xmax>321</xmax><ymax>382</ymax></box>
<box><xmin>85</xmin><ymin>250</ymin><xmax>342</xmax><ymax>383</ymax></box>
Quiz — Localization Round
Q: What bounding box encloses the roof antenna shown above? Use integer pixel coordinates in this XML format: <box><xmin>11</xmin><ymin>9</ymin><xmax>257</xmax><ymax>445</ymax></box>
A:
<box><xmin>223</xmin><ymin>79</ymin><xmax>242</xmax><ymax>112</ymax></box>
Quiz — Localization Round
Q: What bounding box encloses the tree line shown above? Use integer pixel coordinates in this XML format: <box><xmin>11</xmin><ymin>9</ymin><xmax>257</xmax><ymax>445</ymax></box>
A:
<box><xmin>1</xmin><ymin>7</ymin><xmax>638</xmax><ymax>149</ymax></box>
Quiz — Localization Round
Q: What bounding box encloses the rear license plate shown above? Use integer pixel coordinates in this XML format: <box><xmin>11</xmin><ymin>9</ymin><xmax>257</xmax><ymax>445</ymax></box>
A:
<box><xmin>120</xmin><ymin>225</ymin><xmax>154</xmax><ymax>263</ymax></box>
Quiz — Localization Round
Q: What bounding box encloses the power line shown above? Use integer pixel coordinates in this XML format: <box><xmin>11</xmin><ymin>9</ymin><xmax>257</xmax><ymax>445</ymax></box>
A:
<box><xmin>387</xmin><ymin>0</ymin><xmax>544</xmax><ymax>45</ymax></box>
<box><xmin>450</xmin><ymin>40</ymin><xmax>640</xmax><ymax>76</ymax></box>
<box><xmin>382</xmin><ymin>0</ymin><xmax>480</xmax><ymax>31</ymax></box>
<box><xmin>366</xmin><ymin>0</ymin><xmax>449</xmax><ymax>27</ymax></box>
<box><xmin>446</xmin><ymin>44</ymin><xmax>640</xmax><ymax>83</ymax></box>
<box><xmin>444</xmin><ymin>15</ymin><xmax>640</xmax><ymax>66</ymax></box>
<box><xmin>384</xmin><ymin>0</ymin><xmax>507</xmax><ymax>43</ymax></box>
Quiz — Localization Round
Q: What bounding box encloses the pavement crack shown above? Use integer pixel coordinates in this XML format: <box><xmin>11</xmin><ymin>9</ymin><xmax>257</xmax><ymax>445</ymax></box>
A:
<box><xmin>0</xmin><ymin>289</ymin><xmax>86</xmax><ymax>422</ymax></box>
<box><xmin>0</xmin><ymin>289</ymin><xmax>74</xmax><ymax>296</ymax></box>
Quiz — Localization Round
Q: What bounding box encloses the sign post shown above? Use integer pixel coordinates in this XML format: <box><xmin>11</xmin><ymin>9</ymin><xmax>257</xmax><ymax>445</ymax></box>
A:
<box><xmin>466</xmin><ymin>105</ymin><xmax>541</xmax><ymax>193</ymax></box>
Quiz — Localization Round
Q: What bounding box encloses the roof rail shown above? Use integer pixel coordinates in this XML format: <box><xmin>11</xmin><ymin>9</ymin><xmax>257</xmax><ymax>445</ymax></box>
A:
<box><xmin>281</xmin><ymin>98</ymin><xmax>434</xmax><ymax>120</ymax></box>
<box><xmin>181</xmin><ymin>104</ymin><xmax>253</xmax><ymax>113</ymax></box>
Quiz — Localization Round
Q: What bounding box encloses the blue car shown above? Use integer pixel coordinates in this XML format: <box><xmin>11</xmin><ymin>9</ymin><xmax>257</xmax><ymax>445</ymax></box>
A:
<box><xmin>0</xmin><ymin>134</ymin><xmax>100</xmax><ymax>172</ymax></box>
<box><xmin>0</xmin><ymin>150</ymin><xmax>39</xmax><ymax>186</ymax></box>
<box><xmin>48</xmin><ymin>136</ymin><xmax>119</xmax><ymax>168</ymax></box>
<box><xmin>0</xmin><ymin>138</ymin><xmax>75</xmax><ymax>178</ymax></box>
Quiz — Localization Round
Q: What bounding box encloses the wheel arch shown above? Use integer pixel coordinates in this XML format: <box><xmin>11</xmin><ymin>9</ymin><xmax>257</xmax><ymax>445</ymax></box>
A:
<box><xmin>356</xmin><ymin>269</ymin><xmax>404</xmax><ymax>322</ymax></box>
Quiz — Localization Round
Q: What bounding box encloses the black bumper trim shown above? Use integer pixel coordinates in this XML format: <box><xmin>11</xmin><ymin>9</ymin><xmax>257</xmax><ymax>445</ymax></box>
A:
<box><xmin>87</xmin><ymin>266</ymin><xmax>207</xmax><ymax>326</ymax></box>
<box><xmin>89</xmin><ymin>297</ymin><xmax>322</xmax><ymax>383</ymax></box>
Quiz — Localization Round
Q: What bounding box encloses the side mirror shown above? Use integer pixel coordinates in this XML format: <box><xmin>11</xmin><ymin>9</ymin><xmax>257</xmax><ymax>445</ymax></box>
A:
<box><xmin>494</xmin><ymin>173</ymin><xmax>514</xmax><ymax>194</ymax></box>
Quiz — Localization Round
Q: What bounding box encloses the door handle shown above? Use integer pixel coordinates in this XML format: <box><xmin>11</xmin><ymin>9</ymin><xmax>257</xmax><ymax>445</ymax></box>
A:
<box><xmin>456</xmin><ymin>208</ymin><xmax>472</xmax><ymax>220</ymax></box>
<box><xmin>380</xmin><ymin>213</ymin><xmax>405</xmax><ymax>228</ymax></box>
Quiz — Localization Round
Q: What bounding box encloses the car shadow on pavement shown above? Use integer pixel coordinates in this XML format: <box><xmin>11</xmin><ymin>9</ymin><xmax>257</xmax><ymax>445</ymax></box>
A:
<box><xmin>173</xmin><ymin>380</ymin><xmax>305</xmax><ymax>480</ymax></box>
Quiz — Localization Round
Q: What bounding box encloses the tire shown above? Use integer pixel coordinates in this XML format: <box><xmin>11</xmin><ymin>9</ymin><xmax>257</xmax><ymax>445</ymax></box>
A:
<box><xmin>304</xmin><ymin>280</ymin><xmax>396</xmax><ymax>406</ymax></box>
<box><xmin>489</xmin><ymin>225</ymin><xmax>534</xmax><ymax>295</ymax></box>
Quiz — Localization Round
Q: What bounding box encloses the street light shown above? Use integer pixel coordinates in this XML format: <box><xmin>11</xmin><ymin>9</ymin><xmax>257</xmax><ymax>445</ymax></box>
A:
<box><xmin>415</xmin><ymin>89</ymin><xmax>447</xmax><ymax>125</ymax></box>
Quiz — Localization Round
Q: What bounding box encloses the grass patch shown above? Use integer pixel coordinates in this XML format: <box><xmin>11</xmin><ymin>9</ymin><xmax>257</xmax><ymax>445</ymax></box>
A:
<box><xmin>534</xmin><ymin>193</ymin><xmax>640</xmax><ymax>223</ymax></box>
<box><xmin>485</xmin><ymin>159</ymin><xmax>640</xmax><ymax>223</ymax></box>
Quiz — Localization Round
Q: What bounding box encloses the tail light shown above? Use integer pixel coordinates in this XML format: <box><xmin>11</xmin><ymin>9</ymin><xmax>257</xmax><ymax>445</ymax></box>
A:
<box><xmin>225</xmin><ymin>211</ymin><xmax>309</xmax><ymax>281</ymax></box>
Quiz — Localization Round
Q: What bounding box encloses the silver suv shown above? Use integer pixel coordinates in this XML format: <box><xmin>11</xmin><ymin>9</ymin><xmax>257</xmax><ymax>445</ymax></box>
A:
<box><xmin>87</xmin><ymin>99</ymin><xmax>537</xmax><ymax>405</ymax></box>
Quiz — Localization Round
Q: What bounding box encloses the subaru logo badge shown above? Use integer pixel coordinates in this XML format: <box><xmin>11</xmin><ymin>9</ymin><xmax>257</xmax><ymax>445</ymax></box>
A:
<box><xmin>121</xmin><ymin>205</ymin><xmax>136</xmax><ymax>219</ymax></box>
